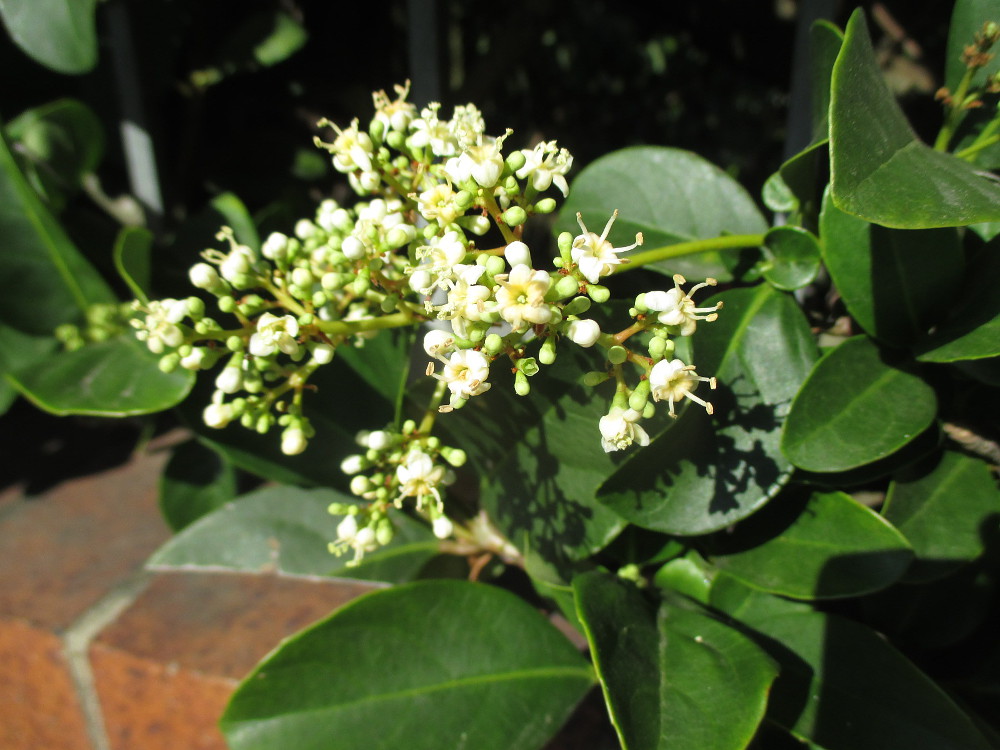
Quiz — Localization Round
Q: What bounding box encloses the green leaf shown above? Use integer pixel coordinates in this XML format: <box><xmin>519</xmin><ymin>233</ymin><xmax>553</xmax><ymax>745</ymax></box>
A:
<box><xmin>763</xmin><ymin>172</ymin><xmax>798</xmax><ymax>213</ymax></box>
<box><xmin>556</xmin><ymin>146</ymin><xmax>767</xmax><ymax>281</ymax></box>
<box><xmin>442</xmin><ymin>344</ymin><xmax>627</xmax><ymax>571</ymax></box>
<box><xmin>807</xmin><ymin>20</ymin><xmax>844</xmax><ymax>145</ymax></box>
<box><xmin>252</xmin><ymin>11</ymin><xmax>308</xmax><ymax>67</ymax></box>
<box><xmin>7</xmin><ymin>336</ymin><xmax>194</xmax><ymax>416</ymax></box>
<box><xmin>574</xmin><ymin>572</ymin><xmax>777</xmax><ymax>750</ymax></box>
<box><xmin>708</xmin><ymin>490</ymin><xmax>912</xmax><ymax>599</ymax></box>
<box><xmin>0</xmin><ymin>322</ymin><xmax>57</xmax><ymax>415</ymax></box>
<box><xmin>820</xmin><ymin>190</ymin><xmax>964</xmax><ymax>345</ymax></box>
<box><xmin>762</xmin><ymin>226</ymin><xmax>821</xmax><ymax>291</ymax></box>
<box><xmin>917</xmin><ymin>239</ymin><xmax>1000</xmax><ymax>362</ymax></box>
<box><xmin>148</xmin><ymin>485</ymin><xmax>442</xmax><ymax>583</ymax></box>
<box><xmin>711</xmin><ymin>579</ymin><xmax>994</xmax><ymax>750</ymax></box>
<box><xmin>158</xmin><ymin>439</ymin><xmax>236</xmax><ymax>532</ymax></box>
<box><xmin>221</xmin><ymin>580</ymin><xmax>594</xmax><ymax>750</ymax></box>
<box><xmin>112</xmin><ymin>227</ymin><xmax>152</xmax><ymax>303</ymax></box>
<box><xmin>599</xmin><ymin>285</ymin><xmax>817</xmax><ymax>535</ymax></box>
<box><xmin>829</xmin><ymin>10</ymin><xmax>1000</xmax><ymax>228</ymax></box>
<box><xmin>211</xmin><ymin>192</ymin><xmax>260</xmax><ymax>251</ymax></box>
<box><xmin>945</xmin><ymin>0</ymin><xmax>1000</xmax><ymax>91</ymax></box>
<box><xmin>0</xmin><ymin>0</ymin><xmax>98</xmax><ymax>74</ymax></box>
<box><xmin>6</xmin><ymin>98</ymin><xmax>104</xmax><ymax>206</ymax></box>
<box><xmin>337</xmin><ymin>328</ymin><xmax>414</xmax><ymax>417</ymax></box>
<box><xmin>882</xmin><ymin>449</ymin><xmax>1000</xmax><ymax>582</ymax></box>
<box><xmin>0</xmin><ymin>122</ymin><xmax>114</xmax><ymax>334</ymax></box>
<box><xmin>781</xmin><ymin>336</ymin><xmax>937</xmax><ymax>473</ymax></box>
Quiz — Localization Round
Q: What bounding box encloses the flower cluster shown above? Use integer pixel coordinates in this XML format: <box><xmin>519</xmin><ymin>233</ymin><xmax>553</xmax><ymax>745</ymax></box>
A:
<box><xmin>127</xmin><ymin>83</ymin><xmax>724</xmax><ymax>560</ymax></box>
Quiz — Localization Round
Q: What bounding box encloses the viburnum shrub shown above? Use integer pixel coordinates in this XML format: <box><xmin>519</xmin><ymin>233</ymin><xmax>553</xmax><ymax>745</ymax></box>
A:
<box><xmin>3</xmin><ymin>3</ymin><xmax>1000</xmax><ymax>749</ymax></box>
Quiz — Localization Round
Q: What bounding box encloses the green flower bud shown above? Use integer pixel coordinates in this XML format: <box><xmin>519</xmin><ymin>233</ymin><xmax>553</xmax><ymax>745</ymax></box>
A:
<box><xmin>539</xmin><ymin>337</ymin><xmax>557</xmax><ymax>365</ymax></box>
<box><xmin>402</xmin><ymin>419</ymin><xmax>417</xmax><ymax>434</ymax></box>
<box><xmin>484</xmin><ymin>333</ymin><xmax>504</xmax><ymax>356</ymax></box>
<box><xmin>514</xmin><ymin>370</ymin><xmax>530</xmax><ymax>396</ymax></box>
<box><xmin>159</xmin><ymin>353</ymin><xmax>180</xmax><ymax>373</ymax></box>
<box><xmin>226</xmin><ymin>336</ymin><xmax>244</xmax><ymax>352</ymax></box>
<box><xmin>648</xmin><ymin>336</ymin><xmax>667</xmax><ymax>360</ymax></box>
<box><xmin>643</xmin><ymin>401</ymin><xmax>656</xmax><ymax>419</ymax></box>
<box><xmin>534</xmin><ymin>197</ymin><xmax>557</xmax><ymax>214</ymax></box>
<box><xmin>629</xmin><ymin>379</ymin><xmax>651</xmax><ymax>412</ymax></box>
<box><xmin>582</xmin><ymin>370</ymin><xmax>609</xmax><ymax>386</ymax></box>
<box><xmin>441</xmin><ymin>447</ymin><xmax>467</xmax><ymax>467</ymax></box>
<box><xmin>501</xmin><ymin>206</ymin><xmax>527</xmax><ymax>227</ymax></box>
<box><xmin>186</xmin><ymin>297</ymin><xmax>205</xmax><ymax>319</ymax></box>
<box><xmin>386</xmin><ymin>130</ymin><xmax>407</xmax><ymax>151</ymax></box>
<box><xmin>587</xmin><ymin>284</ymin><xmax>611</xmax><ymax>303</ymax></box>
<box><xmin>557</xmin><ymin>231</ymin><xmax>574</xmax><ymax>260</ymax></box>
<box><xmin>353</xmin><ymin>275</ymin><xmax>371</xmax><ymax>296</ymax></box>
<box><xmin>312</xmin><ymin>291</ymin><xmax>328</xmax><ymax>307</ymax></box>
<box><xmin>552</xmin><ymin>274</ymin><xmax>580</xmax><ymax>300</ymax></box>
<box><xmin>375</xmin><ymin>518</ymin><xmax>395</xmax><ymax>546</ymax></box>
<box><xmin>608</xmin><ymin>345</ymin><xmax>628</xmax><ymax>365</ymax></box>
<box><xmin>563</xmin><ymin>295</ymin><xmax>592</xmax><ymax>316</ymax></box>
<box><xmin>505</xmin><ymin>150</ymin><xmax>526</xmax><ymax>172</ymax></box>
<box><xmin>484</xmin><ymin>255</ymin><xmax>506</xmax><ymax>277</ymax></box>
<box><xmin>322</xmin><ymin>272</ymin><xmax>347</xmax><ymax>290</ymax></box>
<box><xmin>368</xmin><ymin>118</ymin><xmax>385</xmax><ymax>144</ymax></box>
<box><xmin>503</xmin><ymin>176</ymin><xmax>520</xmax><ymax>195</ymax></box>
<box><xmin>517</xmin><ymin>357</ymin><xmax>540</xmax><ymax>376</ymax></box>
<box><xmin>218</xmin><ymin>296</ymin><xmax>237</xmax><ymax>313</ymax></box>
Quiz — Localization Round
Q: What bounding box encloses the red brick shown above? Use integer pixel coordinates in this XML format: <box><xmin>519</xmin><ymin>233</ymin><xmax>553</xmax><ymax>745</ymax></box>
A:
<box><xmin>0</xmin><ymin>618</ymin><xmax>92</xmax><ymax>750</ymax></box>
<box><xmin>91</xmin><ymin>572</ymin><xmax>376</xmax><ymax>750</ymax></box>
<box><xmin>0</xmin><ymin>450</ymin><xmax>171</xmax><ymax>631</ymax></box>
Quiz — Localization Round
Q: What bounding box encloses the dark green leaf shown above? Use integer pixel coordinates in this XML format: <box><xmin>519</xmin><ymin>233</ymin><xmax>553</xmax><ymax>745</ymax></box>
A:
<box><xmin>807</xmin><ymin>20</ymin><xmax>844</xmax><ymax>144</ymax></box>
<box><xmin>574</xmin><ymin>572</ymin><xmax>777</xmax><ymax>750</ymax></box>
<box><xmin>221</xmin><ymin>580</ymin><xmax>594</xmax><ymax>750</ymax></box>
<box><xmin>211</xmin><ymin>192</ymin><xmax>260</xmax><ymax>251</ymax></box>
<box><xmin>820</xmin><ymin>190</ymin><xmax>964</xmax><ymax>346</ymax></box>
<box><xmin>158</xmin><ymin>439</ymin><xmax>236</xmax><ymax>532</ymax></box>
<box><xmin>112</xmin><ymin>227</ymin><xmax>153</xmax><ymax>303</ymax></box>
<box><xmin>708</xmin><ymin>490</ymin><xmax>912</xmax><ymax>599</ymax></box>
<box><xmin>556</xmin><ymin>146</ymin><xmax>767</xmax><ymax>281</ymax></box>
<box><xmin>337</xmin><ymin>328</ymin><xmax>414</xmax><ymax>417</ymax></box>
<box><xmin>7</xmin><ymin>336</ymin><xmax>194</xmax><ymax>416</ymax></box>
<box><xmin>0</xmin><ymin>322</ymin><xmax>57</xmax><ymax>415</ymax></box>
<box><xmin>945</xmin><ymin>0</ymin><xmax>1000</xmax><ymax>91</ymax></box>
<box><xmin>0</xmin><ymin>0</ymin><xmax>98</xmax><ymax>74</ymax></box>
<box><xmin>599</xmin><ymin>285</ymin><xmax>817</xmax><ymax>535</ymax></box>
<box><xmin>762</xmin><ymin>226</ymin><xmax>821</xmax><ymax>291</ymax></box>
<box><xmin>917</xmin><ymin>240</ymin><xmax>1000</xmax><ymax>361</ymax></box>
<box><xmin>652</xmin><ymin>555</ymin><xmax>712</xmax><ymax>604</ymax></box>
<box><xmin>883</xmin><ymin>449</ymin><xmax>1000</xmax><ymax>581</ymax></box>
<box><xmin>830</xmin><ymin>10</ymin><xmax>1000</xmax><ymax>228</ymax></box>
<box><xmin>148</xmin><ymin>485</ymin><xmax>441</xmax><ymax>583</ymax></box>
<box><xmin>442</xmin><ymin>344</ymin><xmax>628</xmax><ymax>572</ymax></box>
<box><xmin>781</xmin><ymin>336</ymin><xmax>937</xmax><ymax>472</ymax></box>
<box><xmin>6</xmin><ymin>98</ymin><xmax>104</xmax><ymax>205</ymax></box>
<box><xmin>0</xmin><ymin>122</ymin><xmax>114</xmax><ymax>334</ymax></box>
<box><xmin>711</xmin><ymin>579</ymin><xmax>994</xmax><ymax>750</ymax></box>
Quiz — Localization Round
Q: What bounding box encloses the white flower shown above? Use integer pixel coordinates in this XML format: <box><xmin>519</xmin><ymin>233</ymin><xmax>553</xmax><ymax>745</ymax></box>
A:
<box><xmin>366</xmin><ymin>430</ymin><xmax>392</xmax><ymax>451</ymax></box>
<box><xmin>434</xmin><ymin>349</ymin><xmax>492</xmax><ymax>402</ymax></box>
<box><xmin>189</xmin><ymin>263</ymin><xmax>221</xmax><ymax>290</ymax></box>
<box><xmin>396</xmin><ymin>450</ymin><xmax>446</xmax><ymax>509</ymax></box>
<box><xmin>417</xmin><ymin>183</ymin><xmax>462</xmax><ymax>225</ymax></box>
<box><xmin>215</xmin><ymin>365</ymin><xmax>243</xmax><ymax>394</ymax></box>
<box><xmin>408</xmin><ymin>102</ymin><xmax>458</xmax><ymax>156</ymax></box>
<box><xmin>249</xmin><ymin>313</ymin><xmax>300</xmax><ymax>358</ymax></box>
<box><xmin>643</xmin><ymin>275</ymin><xmax>722</xmax><ymax>336</ymax></box>
<box><xmin>281</xmin><ymin>427</ymin><xmax>308</xmax><ymax>456</ymax></box>
<box><xmin>444</xmin><ymin>129</ymin><xmax>511</xmax><ymax>188</ymax></box>
<box><xmin>372</xmin><ymin>82</ymin><xmax>416</xmax><ymax>132</ymax></box>
<box><xmin>202</xmin><ymin>403</ymin><xmax>233</xmax><ymax>429</ymax></box>
<box><xmin>131</xmin><ymin>298</ymin><xmax>187</xmax><ymax>354</ymax></box>
<box><xmin>437</xmin><ymin>269</ymin><xmax>491</xmax><ymax>338</ymax></box>
<box><xmin>261</xmin><ymin>232</ymin><xmax>289</xmax><ymax>260</ymax></box>
<box><xmin>423</xmin><ymin>330</ymin><xmax>456</xmax><ymax>357</ymax></box>
<box><xmin>432</xmin><ymin>515</ymin><xmax>454</xmax><ymax>540</ymax></box>
<box><xmin>219</xmin><ymin>244</ymin><xmax>256</xmax><ymax>285</ymax></box>
<box><xmin>340</xmin><ymin>454</ymin><xmax>365</xmax><ymax>475</ymax></box>
<box><xmin>565</xmin><ymin>319</ymin><xmax>601</xmax><ymax>348</ymax></box>
<box><xmin>599</xmin><ymin>407</ymin><xmax>650</xmax><ymax>452</ymax></box>
<box><xmin>516</xmin><ymin>140</ymin><xmax>573</xmax><ymax>196</ymax></box>
<box><xmin>333</xmin><ymin>514</ymin><xmax>379</xmax><ymax>564</ymax></box>
<box><xmin>571</xmin><ymin>211</ymin><xmax>642</xmax><ymax>284</ymax></box>
<box><xmin>494</xmin><ymin>264</ymin><xmax>552</xmax><ymax>330</ymax></box>
<box><xmin>415</xmin><ymin>231</ymin><xmax>467</xmax><ymax>282</ymax></box>
<box><xmin>316</xmin><ymin>118</ymin><xmax>374</xmax><ymax>173</ymax></box>
<box><xmin>649</xmin><ymin>358</ymin><xmax>717</xmax><ymax>417</ymax></box>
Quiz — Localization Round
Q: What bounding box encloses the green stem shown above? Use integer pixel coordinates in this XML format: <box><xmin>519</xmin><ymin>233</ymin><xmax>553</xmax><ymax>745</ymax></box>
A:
<box><xmin>418</xmin><ymin>379</ymin><xmax>449</xmax><ymax>434</ymax></box>
<box><xmin>615</xmin><ymin>233</ymin><xmax>764</xmax><ymax>274</ymax></box>
<box><xmin>956</xmin><ymin>132</ymin><xmax>1000</xmax><ymax>160</ymax></box>
<box><xmin>479</xmin><ymin>190</ymin><xmax>517</xmax><ymax>244</ymax></box>
<box><xmin>934</xmin><ymin>66</ymin><xmax>977</xmax><ymax>152</ymax></box>
<box><xmin>315</xmin><ymin>310</ymin><xmax>415</xmax><ymax>336</ymax></box>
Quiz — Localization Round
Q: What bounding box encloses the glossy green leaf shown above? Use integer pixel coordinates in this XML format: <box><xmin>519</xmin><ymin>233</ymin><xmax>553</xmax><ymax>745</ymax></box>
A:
<box><xmin>0</xmin><ymin>122</ymin><xmax>114</xmax><ymax>334</ymax></box>
<box><xmin>599</xmin><ymin>285</ymin><xmax>817</xmax><ymax>535</ymax></box>
<box><xmin>781</xmin><ymin>336</ymin><xmax>937</xmax><ymax>472</ymax></box>
<box><xmin>0</xmin><ymin>322</ymin><xmax>57</xmax><ymax>415</ymax></box>
<box><xmin>148</xmin><ymin>485</ymin><xmax>442</xmax><ymax>583</ymax></box>
<box><xmin>807</xmin><ymin>20</ymin><xmax>844</xmax><ymax>144</ymax></box>
<box><xmin>917</xmin><ymin>240</ymin><xmax>1000</xmax><ymax>361</ymax></box>
<box><xmin>829</xmin><ymin>10</ymin><xmax>1000</xmax><ymax>228</ymax></box>
<box><xmin>221</xmin><ymin>580</ymin><xmax>594</xmax><ymax>750</ymax></box>
<box><xmin>442</xmin><ymin>344</ymin><xmax>627</xmax><ymax>571</ymax></box>
<box><xmin>763</xmin><ymin>172</ymin><xmax>798</xmax><ymax>213</ymax></box>
<box><xmin>652</xmin><ymin>555</ymin><xmax>712</xmax><ymax>604</ymax></box>
<box><xmin>0</xmin><ymin>0</ymin><xmax>98</xmax><ymax>74</ymax></box>
<box><xmin>574</xmin><ymin>572</ymin><xmax>776</xmax><ymax>750</ymax></box>
<box><xmin>7</xmin><ymin>98</ymin><xmax>104</xmax><ymax>205</ymax></box>
<box><xmin>762</xmin><ymin>226</ymin><xmax>821</xmax><ymax>291</ymax></box>
<box><xmin>945</xmin><ymin>0</ymin><xmax>1000</xmax><ymax>91</ymax></box>
<box><xmin>883</xmin><ymin>449</ymin><xmax>1000</xmax><ymax>581</ymax></box>
<box><xmin>711</xmin><ymin>578</ymin><xmax>994</xmax><ymax>750</ymax></box>
<box><xmin>112</xmin><ymin>227</ymin><xmax>153</xmax><ymax>303</ymax></box>
<box><xmin>708</xmin><ymin>491</ymin><xmax>912</xmax><ymax>599</ymax></box>
<box><xmin>212</xmin><ymin>192</ymin><xmax>260</xmax><ymax>251</ymax></box>
<box><xmin>337</xmin><ymin>328</ymin><xmax>413</xmax><ymax>415</ymax></box>
<box><xmin>820</xmin><ymin>190</ymin><xmax>963</xmax><ymax>346</ymax></box>
<box><xmin>556</xmin><ymin>146</ymin><xmax>767</xmax><ymax>281</ymax></box>
<box><xmin>158</xmin><ymin>439</ymin><xmax>236</xmax><ymax>532</ymax></box>
<box><xmin>7</xmin><ymin>336</ymin><xmax>193</xmax><ymax>416</ymax></box>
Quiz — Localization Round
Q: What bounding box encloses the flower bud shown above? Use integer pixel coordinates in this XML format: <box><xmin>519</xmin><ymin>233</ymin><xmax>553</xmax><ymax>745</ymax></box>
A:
<box><xmin>281</xmin><ymin>427</ymin><xmax>308</xmax><ymax>456</ymax></box>
<box><xmin>189</xmin><ymin>263</ymin><xmax>222</xmax><ymax>291</ymax></box>
<box><xmin>562</xmin><ymin>295</ymin><xmax>592</xmax><ymax>317</ymax></box>
<box><xmin>534</xmin><ymin>198</ymin><xmax>557</xmax><ymax>214</ymax></box>
<box><xmin>582</xmin><ymin>370</ymin><xmax>609</xmax><ymax>386</ymax></box>
<box><xmin>587</xmin><ymin>284</ymin><xmax>611</xmax><ymax>303</ymax></box>
<box><xmin>484</xmin><ymin>255</ymin><xmax>506</xmax><ymax>277</ymax></box>
<box><xmin>483</xmin><ymin>333</ymin><xmax>504</xmax><ymax>356</ymax></box>
<box><xmin>342</xmin><ymin>236</ymin><xmax>366</xmax><ymax>260</ymax></box>
<box><xmin>501</xmin><ymin>206</ymin><xmax>527</xmax><ymax>227</ymax></box>
<box><xmin>215</xmin><ymin>366</ymin><xmax>243</xmax><ymax>394</ymax></box>
<box><xmin>367</xmin><ymin>430</ymin><xmax>392</xmax><ymax>451</ymax></box>
<box><xmin>341</xmin><ymin>454</ymin><xmax>366</xmax><ymax>475</ymax></box>
<box><xmin>291</xmin><ymin>267</ymin><xmax>314</xmax><ymax>288</ymax></box>
<box><xmin>441</xmin><ymin>447</ymin><xmax>467</xmax><ymax>467</ymax></box>
<box><xmin>432</xmin><ymin>516</ymin><xmax>454</xmax><ymax>540</ymax></box>
<box><xmin>262</xmin><ymin>232</ymin><xmax>289</xmax><ymax>260</ymax></box>
<box><xmin>566</xmin><ymin>319</ymin><xmax>601</xmax><ymax>348</ymax></box>
<box><xmin>504</xmin><ymin>241</ymin><xmax>532</xmax><ymax>268</ymax></box>
<box><xmin>539</xmin><ymin>336</ymin><xmax>557</xmax><ymax>365</ymax></box>
<box><xmin>424</xmin><ymin>329</ymin><xmax>455</xmax><ymax>357</ymax></box>
<box><xmin>312</xmin><ymin>343</ymin><xmax>335</xmax><ymax>364</ymax></box>
<box><xmin>514</xmin><ymin>370</ymin><xmax>530</xmax><ymax>396</ymax></box>
<box><xmin>505</xmin><ymin>151</ymin><xmax>527</xmax><ymax>172</ymax></box>
<box><xmin>552</xmin><ymin>274</ymin><xmax>580</xmax><ymax>300</ymax></box>
<box><xmin>629</xmin><ymin>379</ymin><xmax>651</xmax><ymax>412</ymax></box>
<box><xmin>460</xmin><ymin>215</ymin><xmax>491</xmax><ymax>235</ymax></box>
<box><xmin>203</xmin><ymin>403</ymin><xmax>232</xmax><ymax>429</ymax></box>
<box><xmin>350</xmin><ymin>475</ymin><xmax>372</xmax><ymax>496</ymax></box>
<box><xmin>386</xmin><ymin>224</ymin><xmax>417</xmax><ymax>248</ymax></box>
<box><xmin>158</xmin><ymin>353</ymin><xmax>180</xmax><ymax>373</ymax></box>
